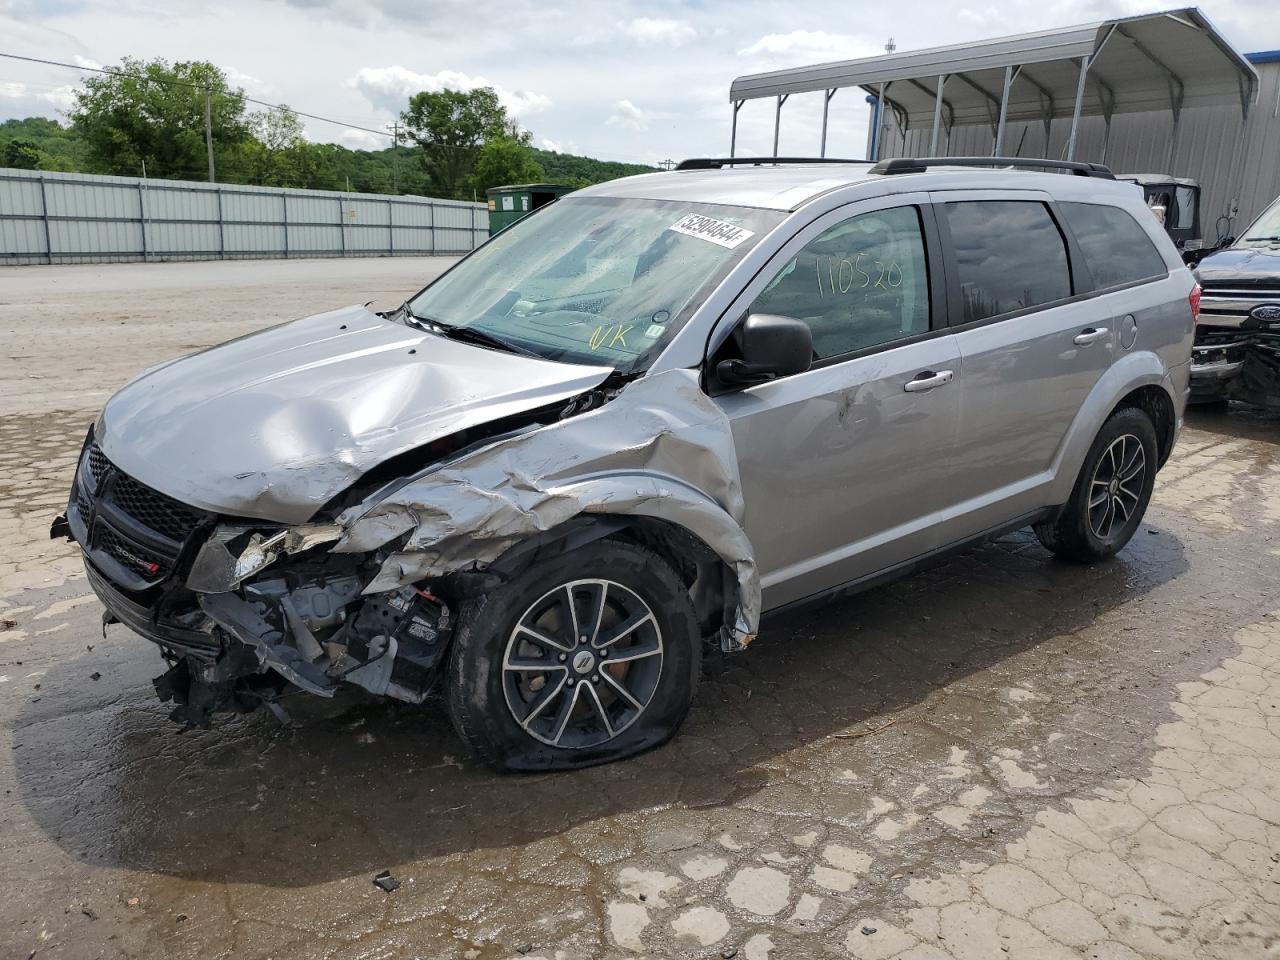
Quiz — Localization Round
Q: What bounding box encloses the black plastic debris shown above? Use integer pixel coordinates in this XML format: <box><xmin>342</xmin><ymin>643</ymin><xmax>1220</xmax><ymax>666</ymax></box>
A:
<box><xmin>373</xmin><ymin>870</ymin><xmax>400</xmax><ymax>893</ymax></box>
<box><xmin>861</xmin><ymin>926</ymin><xmax>877</xmax><ymax>936</ymax></box>
<box><xmin>89</xmin><ymin>672</ymin><xmax>101</xmax><ymax>681</ymax></box>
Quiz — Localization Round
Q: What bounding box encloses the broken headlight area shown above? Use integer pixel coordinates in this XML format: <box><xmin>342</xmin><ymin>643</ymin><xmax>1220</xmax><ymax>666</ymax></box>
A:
<box><xmin>158</xmin><ymin>531</ymin><xmax>454</xmax><ymax>728</ymax></box>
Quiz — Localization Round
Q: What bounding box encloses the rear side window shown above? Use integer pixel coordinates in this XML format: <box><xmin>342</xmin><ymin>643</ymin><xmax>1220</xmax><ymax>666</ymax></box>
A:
<box><xmin>1059</xmin><ymin>201</ymin><xmax>1168</xmax><ymax>290</ymax></box>
<box><xmin>943</xmin><ymin>201</ymin><xmax>1070</xmax><ymax>324</ymax></box>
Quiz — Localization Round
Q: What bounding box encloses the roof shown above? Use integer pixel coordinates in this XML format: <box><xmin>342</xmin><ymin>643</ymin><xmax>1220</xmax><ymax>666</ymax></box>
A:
<box><xmin>569</xmin><ymin>161</ymin><xmax>1141</xmax><ymax>211</ymax></box>
<box><xmin>571</xmin><ymin>164</ymin><xmax>875</xmax><ymax>210</ymax></box>
<box><xmin>730</xmin><ymin>7</ymin><xmax>1258</xmax><ymax>129</ymax></box>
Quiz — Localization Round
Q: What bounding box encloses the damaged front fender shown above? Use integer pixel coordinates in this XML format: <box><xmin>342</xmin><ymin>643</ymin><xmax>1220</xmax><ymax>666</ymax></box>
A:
<box><xmin>334</xmin><ymin>369</ymin><xmax>761</xmax><ymax>649</ymax></box>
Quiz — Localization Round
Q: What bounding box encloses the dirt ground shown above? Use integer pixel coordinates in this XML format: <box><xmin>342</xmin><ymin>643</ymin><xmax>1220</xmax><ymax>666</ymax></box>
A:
<box><xmin>2</xmin><ymin>258</ymin><xmax>1279</xmax><ymax>960</ymax></box>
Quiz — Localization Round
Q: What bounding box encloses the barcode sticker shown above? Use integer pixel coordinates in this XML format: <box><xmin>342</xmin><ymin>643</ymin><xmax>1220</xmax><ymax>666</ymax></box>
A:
<box><xmin>668</xmin><ymin>214</ymin><xmax>755</xmax><ymax>249</ymax></box>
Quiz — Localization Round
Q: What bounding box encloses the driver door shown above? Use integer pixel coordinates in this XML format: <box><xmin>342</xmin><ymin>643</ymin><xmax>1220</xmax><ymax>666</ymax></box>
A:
<box><xmin>710</xmin><ymin>197</ymin><xmax>961</xmax><ymax>610</ymax></box>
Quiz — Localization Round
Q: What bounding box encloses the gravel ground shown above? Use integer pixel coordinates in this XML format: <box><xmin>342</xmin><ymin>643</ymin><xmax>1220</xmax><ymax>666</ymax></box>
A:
<box><xmin>1</xmin><ymin>258</ymin><xmax>1279</xmax><ymax>960</ymax></box>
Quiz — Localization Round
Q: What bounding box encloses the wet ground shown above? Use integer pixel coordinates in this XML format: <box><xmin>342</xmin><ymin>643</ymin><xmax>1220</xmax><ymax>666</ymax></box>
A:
<box><xmin>2</xmin><ymin>259</ymin><xmax>1280</xmax><ymax>960</ymax></box>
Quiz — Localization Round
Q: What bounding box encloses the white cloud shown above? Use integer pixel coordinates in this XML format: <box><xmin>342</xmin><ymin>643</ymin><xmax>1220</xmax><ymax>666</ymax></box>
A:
<box><xmin>347</xmin><ymin>65</ymin><xmax>551</xmax><ymax>118</ymax></box>
<box><xmin>738</xmin><ymin>30</ymin><xmax>877</xmax><ymax>63</ymax></box>
<box><xmin>0</xmin><ymin>80</ymin><xmax>77</xmax><ymax>113</ymax></box>
<box><xmin>540</xmin><ymin>137</ymin><xmax>562</xmax><ymax>152</ymax></box>
<box><xmin>606</xmin><ymin>99</ymin><xmax>647</xmax><ymax>131</ymax></box>
<box><xmin>621</xmin><ymin>17</ymin><xmax>696</xmax><ymax>47</ymax></box>
<box><xmin>339</xmin><ymin>128</ymin><xmax>387</xmax><ymax>149</ymax></box>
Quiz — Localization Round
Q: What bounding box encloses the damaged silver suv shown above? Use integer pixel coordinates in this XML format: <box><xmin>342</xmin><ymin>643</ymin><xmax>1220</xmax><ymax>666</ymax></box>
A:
<box><xmin>54</xmin><ymin>156</ymin><xmax>1195</xmax><ymax>770</ymax></box>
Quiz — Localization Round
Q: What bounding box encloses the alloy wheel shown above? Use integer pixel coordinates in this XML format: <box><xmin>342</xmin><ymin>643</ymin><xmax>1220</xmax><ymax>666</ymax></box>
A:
<box><xmin>502</xmin><ymin>579</ymin><xmax>664</xmax><ymax>749</ymax></box>
<box><xmin>1088</xmin><ymin>433</ymin><xmax>1146</xmax><ymax>540</ymax></box>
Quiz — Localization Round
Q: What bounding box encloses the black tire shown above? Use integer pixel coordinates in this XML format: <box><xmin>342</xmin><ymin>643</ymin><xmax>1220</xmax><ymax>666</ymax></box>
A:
<box><xmin>445</xmin><ymin>537</ymin><xmax>700</xmax><ymax>772</ymax></box>
<box><xmin>1034</xmin><ymin>406</ymin><xmax>1158</xmax><ymax>562</ymax></box>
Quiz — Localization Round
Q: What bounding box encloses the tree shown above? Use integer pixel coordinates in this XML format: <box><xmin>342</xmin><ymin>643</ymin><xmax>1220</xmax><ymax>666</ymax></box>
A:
<box><xmin>467</xmin><ymin>137</ymin><xmax>545</xmax><ymax>195</ymax></box>
<box><xmin>401</xmin><ymin>87</ymin><xmax>509</xmax><ymax>198</ymax></box>
<box><xmin>2</xmin><ymin>139</ymin><xmax>46</xmax><ymax>170</ymax></box>
<box><xmin>241</xmin><ymin>106</ymin><xmax>332</xmax><ymax>187</ymax></box>
<box><xmin>68</xmin><ymin>57</ymin><xmax>249</xmax><ymax>179</ymax></box>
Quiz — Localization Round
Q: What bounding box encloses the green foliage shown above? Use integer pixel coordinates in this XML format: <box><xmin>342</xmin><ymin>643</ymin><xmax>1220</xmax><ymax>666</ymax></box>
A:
<box><xmin>68</xmin><ymin>57</ymin><xmax>249</xmax><ymax>179</ymax></box>
<box><xmin>2</xmin><ymin>139</ymin><xmax>45</xmax><ymax>169</ymax></box>
<box><xmin>530</xmin><ymin>148</ymin><xmax>655</xmax><ymax>188</ymax></box>
<box><xmin>3</xmin><ymin>66</ymin><xmax>658</xmax><ymax>197</ymax></box>
<box><xmin>401</xmin><ymin>87</ymin><xmax>510</xmax><ymax>198</ymax></box>
<box><xmin>0</xmin><ymin>117</ymin><xmax>90</xmax><ymax>171</ymax></box>
<box><xmin>467</xmin><ymin>137</ymin><xmax>546</xmax><ymax>195</ymax></box>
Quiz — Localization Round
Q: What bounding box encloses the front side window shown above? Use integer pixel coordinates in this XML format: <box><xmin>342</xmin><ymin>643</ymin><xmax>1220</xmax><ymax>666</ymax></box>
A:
<box><xmin>406</xmin><ymin>196</ymin><xmax>782</xmax><ymax>373</ymax></box>
<box><xmin>943</xmin><ymin>200</ymin><xmax>1070</xmax><ymax>324</ymax></box>
<box><xmin>748</xmin><ymin>205</ymin><xmax>931</xmax><ymax>361</ymax></box>
<box><xmin>1059</xmin><ymin>201</ymin><xmax>1168</xmax><ymax>290</ymax></box>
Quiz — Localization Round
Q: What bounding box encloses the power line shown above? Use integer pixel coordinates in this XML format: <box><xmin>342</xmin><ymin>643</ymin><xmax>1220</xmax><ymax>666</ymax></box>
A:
<box><xmin>0</xmin><ymin>51</ymin><xmax>395</xmax><ymax>139</ymax></box>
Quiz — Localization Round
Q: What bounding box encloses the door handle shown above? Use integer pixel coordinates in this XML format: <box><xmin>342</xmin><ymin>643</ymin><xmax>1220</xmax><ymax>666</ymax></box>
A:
<box><xmin>1073</xmin><ymin>327</ymin><xmax>1110</xmax><ymax>346</ymax></box>
<box><xmin>904</xmin><ymin>369</ymin><xmax>954</xmax><ymax>392</ymax></box>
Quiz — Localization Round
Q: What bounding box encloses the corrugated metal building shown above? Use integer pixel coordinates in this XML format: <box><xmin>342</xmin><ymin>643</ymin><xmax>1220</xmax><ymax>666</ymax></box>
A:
<box><xmin>881</xmin><ymin>51</ymin><xmax>1280</xmax><ymax>239</ymax></box>
<box><xmin>0</xmin><ymin>169</ymin><xmax>488</xmax><ymax>266</ymax></box>
<box><xmin>729</xmin><ymin>8</ymin><xmax>1280</xmax><ymax>240</ymax></box>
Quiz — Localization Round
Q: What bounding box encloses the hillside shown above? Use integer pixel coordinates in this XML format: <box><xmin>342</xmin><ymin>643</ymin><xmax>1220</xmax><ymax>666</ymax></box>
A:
<box><xmin>0</xmin><ymin>117</ymin><xmax>656</xmax><ymax>195</ymax></box>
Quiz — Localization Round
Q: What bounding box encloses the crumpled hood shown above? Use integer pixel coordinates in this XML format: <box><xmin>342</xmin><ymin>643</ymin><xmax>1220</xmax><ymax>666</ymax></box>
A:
<box><xmin>97</xmin><ymin>305</ymin><xmax>614</xmax><ymax>524</ymax></box>
<box><xmin>1196</xmin><ymin>246</ymin><xmax>1280</xmax><ymax>284</ymax></box>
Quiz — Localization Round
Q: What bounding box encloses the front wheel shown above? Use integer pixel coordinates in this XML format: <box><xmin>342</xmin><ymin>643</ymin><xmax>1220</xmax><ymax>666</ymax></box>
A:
<box><xmin>1034</xmin><ymin>406</ymin><xmax>1158</xmax><ymax>562</ymax></box>
<box><xmin>445</xmin><ymin>538</ymin><xmax>700</xmax><ymax>772</ymax></box>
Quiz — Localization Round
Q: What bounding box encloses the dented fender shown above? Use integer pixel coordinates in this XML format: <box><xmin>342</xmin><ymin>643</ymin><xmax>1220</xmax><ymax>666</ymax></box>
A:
<box><xmin>334</xmin><ymin>369</ymin><xmax>761</xmax><ymax>648</ymax></box>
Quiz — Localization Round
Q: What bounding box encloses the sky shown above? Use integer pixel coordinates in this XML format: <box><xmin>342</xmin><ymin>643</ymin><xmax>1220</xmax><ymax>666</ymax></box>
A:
<box><xmin>1</xmin><ymin>0</ymin><xmax>1277</xmax><ymax>166</ymax></box>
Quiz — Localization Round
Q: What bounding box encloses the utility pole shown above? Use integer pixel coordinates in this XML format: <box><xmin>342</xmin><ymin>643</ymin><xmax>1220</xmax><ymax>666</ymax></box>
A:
<box><xmin>390</xmin><ymin>121</ymin><xmax>400</xmax><ymax>194</ymax></box>
<box><xmin>203</xmin><ymin>85</ymin><xmax>216</xmax><ymax>183</ymax></box>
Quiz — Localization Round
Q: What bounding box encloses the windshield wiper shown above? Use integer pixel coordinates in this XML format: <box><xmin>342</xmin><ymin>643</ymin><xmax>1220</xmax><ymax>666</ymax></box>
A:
<box><xmin>1244</xmin><ymin>236</ymin><xmax>1280</xmax><ymax>242</ymax></box>
<box><xmin>400</xmin><ymin>305</ymin><xmax>541</xmax><ymax>358</ymax></box>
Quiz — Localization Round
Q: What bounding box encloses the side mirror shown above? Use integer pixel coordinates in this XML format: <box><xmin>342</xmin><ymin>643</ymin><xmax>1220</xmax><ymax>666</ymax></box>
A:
<box><xmin>716</xmin><ymin>313</ymin><xmax>813</xmax><ymax>387</ymax></box>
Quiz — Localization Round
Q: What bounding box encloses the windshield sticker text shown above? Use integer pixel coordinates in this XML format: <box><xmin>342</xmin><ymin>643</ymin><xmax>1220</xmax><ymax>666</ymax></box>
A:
<box><xmin>814</xmin><ymin>253</ymin><xmax>903</xmax><ymax>297</ymax></box>
<box><xmin>588</xmin><ymin>324</ymin><xmax>633</xmax><ymax>350</ymax></box>
<box><xmin>668</xmin><ymin>214</ymin><xmax>755</xmax><ymax>249</ymax></box>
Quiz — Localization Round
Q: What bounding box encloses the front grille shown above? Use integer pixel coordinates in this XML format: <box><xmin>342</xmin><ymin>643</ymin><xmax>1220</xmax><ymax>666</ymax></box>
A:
<box><xmin>110</xmin><ymin>471</ymin><xmax>204</xmax><ymax>542</ymax></box>
<box><xmin>87</xmin><ymin>443</ymin><xmax>110</xmax><ymax>485</ymax></box>
<box><xmin>96</xmin><ymin>524</ymin><xmax>167</xmax><ymax>579</ymax></box>
<box><xmin>1199</xmin><ymin>282</ymin><xmax>1280</xmax><ymax>324</ymax></box>
<box><xmin>73</xmin><ymin>441</ymin><xmax>210</xmax><ymax>590</ymax></box>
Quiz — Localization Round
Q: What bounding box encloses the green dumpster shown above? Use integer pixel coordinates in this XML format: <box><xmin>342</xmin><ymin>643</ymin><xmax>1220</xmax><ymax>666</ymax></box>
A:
<box><xmin>486</xmin><ymin>183</ymin><xmax>575</xmax><ymax>235</ymax></box>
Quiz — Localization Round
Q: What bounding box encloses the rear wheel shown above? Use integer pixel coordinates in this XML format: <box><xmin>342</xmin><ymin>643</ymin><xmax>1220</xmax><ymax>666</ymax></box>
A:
<box><xmin>446</xmin><ymin>538</ymin><xmax>700</xmax><ymax>772</ymax></box>
<box><xmin>1034</xmin><ymin>406</ymin><xmax>1157</xmax><ymax>562</ymax></box>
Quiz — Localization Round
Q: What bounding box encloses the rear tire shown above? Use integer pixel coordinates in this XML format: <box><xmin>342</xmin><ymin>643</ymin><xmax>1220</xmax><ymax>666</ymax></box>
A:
<box><xmin>445</xmin><ymin>538</ymin><xmax>700</xmax><ymax>772</ymax></box>
<box><xmin>1034</xmin><ymin>406</ymin><xmax>1158</xmax><ymax>562</ymax></box>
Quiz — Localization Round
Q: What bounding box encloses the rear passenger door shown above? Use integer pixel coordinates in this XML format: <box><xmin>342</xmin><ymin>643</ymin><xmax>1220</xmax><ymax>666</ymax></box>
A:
<box><xmin>933</xmin><ymin>192</ymin><xmax>1114</xmax><ymax>540</ymax></box>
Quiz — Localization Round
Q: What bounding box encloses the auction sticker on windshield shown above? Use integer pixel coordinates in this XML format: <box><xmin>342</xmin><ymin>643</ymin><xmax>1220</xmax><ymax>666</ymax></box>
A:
<box><xmin>668</xmin><ymin>214</ymin><xmax>756</xmax><ymax>249</ymax></box>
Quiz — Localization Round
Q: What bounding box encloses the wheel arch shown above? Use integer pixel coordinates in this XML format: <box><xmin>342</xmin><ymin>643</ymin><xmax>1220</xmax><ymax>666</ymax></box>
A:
<box><xmin>1048</xmin><ymin>353</ymin><xmax>1178</xmax><ymax>504</ymax></box>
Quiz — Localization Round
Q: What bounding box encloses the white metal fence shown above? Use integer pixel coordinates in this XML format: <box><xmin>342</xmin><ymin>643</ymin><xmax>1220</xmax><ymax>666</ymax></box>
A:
<box><xmin>0</xmin><ymin>168</ymin><xmax>488</xmax><ymax>265</ymax></box>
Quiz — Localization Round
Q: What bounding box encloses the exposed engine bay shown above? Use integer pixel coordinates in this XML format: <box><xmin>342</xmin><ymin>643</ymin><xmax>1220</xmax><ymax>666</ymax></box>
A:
<box><xmin>52</xmin><ymin>363</ymin><xmax>759</xmax><ymax>728</ymax></box>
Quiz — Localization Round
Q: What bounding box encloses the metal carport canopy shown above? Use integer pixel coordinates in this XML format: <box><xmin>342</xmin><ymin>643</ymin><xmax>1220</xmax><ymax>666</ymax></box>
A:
<box><xmin>727</xmin><ymin>7</ymin><xmax>1258</xmax><ymax>158</ymax></box>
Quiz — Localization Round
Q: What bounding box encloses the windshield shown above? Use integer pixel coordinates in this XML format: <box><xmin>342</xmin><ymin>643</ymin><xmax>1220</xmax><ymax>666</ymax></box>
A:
<box><xmin>1242</xmin><ymin>196</ymin><xmax>1280</xmax><ymax>243</ymax></box>
<box><xmin>406</xmin><ymin>196</ymin><xmax>782</xmax><ymax>372</ymax></box>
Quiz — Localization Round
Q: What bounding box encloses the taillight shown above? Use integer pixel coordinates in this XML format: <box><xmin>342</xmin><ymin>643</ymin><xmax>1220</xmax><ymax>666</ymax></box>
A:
<box><xmin>1189</xmin><ymin>283</ymin><xmax>1202</xmax><ymax>323</ymax></box>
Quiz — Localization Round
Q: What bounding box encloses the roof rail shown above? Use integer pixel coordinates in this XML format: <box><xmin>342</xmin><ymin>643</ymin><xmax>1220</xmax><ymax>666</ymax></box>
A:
<box><xmin>868</xmin><ymin>157</ymin><xmax>1116</xmax><ymax>179</ymax></box>
<box><xmin>675</xmin><ymin>156</ymin><xmax>864</xmax><ymax>170</ymax></box>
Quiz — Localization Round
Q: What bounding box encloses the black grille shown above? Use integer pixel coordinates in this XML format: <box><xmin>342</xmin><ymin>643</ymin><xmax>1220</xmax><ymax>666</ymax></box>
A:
<box><xmin>96</xmin><ymin>524</ymin><xmax>168</xmax><ymax>579</ymax></box>
<box><xmin>87</xmin><ymin>443</ymin><xmax>110</xmax><ymax>485</ymax></box>
<box><xmin>73</xmin><ymin>441</ymin><xmax>210</xmax><ymax>589</ymax></box>
<box><xmin>110</xmin><ymin>471</ymin><xmax>204</xmax><ymax>543</ymax></box>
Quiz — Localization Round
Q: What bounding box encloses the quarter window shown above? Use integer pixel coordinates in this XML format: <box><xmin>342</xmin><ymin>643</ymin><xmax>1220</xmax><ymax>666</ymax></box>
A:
<box><xmin>943</xmin><ymin>201</ymin><xmax>1071</xmax><ymax>324</ymax></box>
<box><xmin>749</xmin><ymin>206</ymin><xmax>930</xmax><ymax>361</ymax></box>
<box><xmin>1059</xmin><ymin>201</ymin><xmax>1168</xmax><ymax>290</ymax></box>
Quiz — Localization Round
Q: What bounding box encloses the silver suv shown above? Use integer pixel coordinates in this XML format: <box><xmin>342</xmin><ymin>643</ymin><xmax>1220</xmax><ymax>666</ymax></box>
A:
<box><xmin>54</xmin><ymin>156</ymin><xmax>1196</xmax><ymax>770</ymax></box>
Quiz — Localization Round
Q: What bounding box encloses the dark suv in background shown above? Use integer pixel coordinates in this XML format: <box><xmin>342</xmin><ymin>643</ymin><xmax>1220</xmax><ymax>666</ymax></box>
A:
<box><xmin>1192</xmin><ymin>194</ymin><xmax>1280</xmax><ymax>407</ymax></box>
